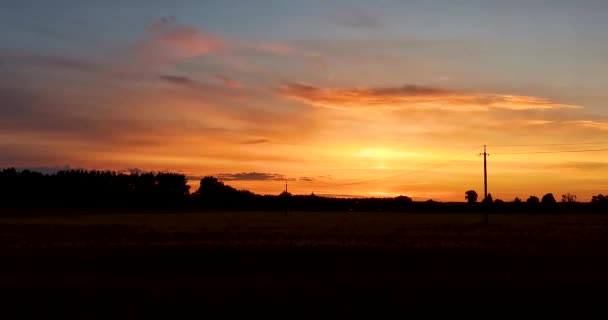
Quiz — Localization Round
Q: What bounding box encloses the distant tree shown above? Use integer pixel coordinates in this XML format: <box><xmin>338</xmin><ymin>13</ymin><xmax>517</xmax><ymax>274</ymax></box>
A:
<box><xmin>561</xmin><ymin>193</ymin><xmax>577</xmax><ymax>203</ymax></box>
<box><xmin>513</xmin><ymin>197</ymin><xmax>522</xmax><ymax>203</ymax></box>
<box><xmin>482</xmin><ymin>193</ymin><xmax>494</xmax><ymax>204</ymax></box>
<box><xmin>527</xmin><ymin>196</ymin><xmax>540</xmax><ymax>204</ymax></box>
<box><xmin>494</xmin><ymin>199</ymin><xmax>505</xmax><ymax>204</ymax></box>
<box><xmin>395</xmin><ymin>195</ymin><xmax>413</xmax><ymax>205</ymax></box>
<box><xmin>591</xmin><ymin>194</ymin><xmax>608</xmax><ymax>204</ymax></box>
<box><xmin>541</xmin><ymin>193</ymin><xmax>556</xmax><ymax>205</ymax></box>
<box><xmin>197</xmin><ymin>176</ymin><xmax>233</xmax><ymax>196</ymax></box>
<box><xmin>465</xmin><ymin>190</ymin><xmax>478</xmax><ymax>203</ymax></box>
<box><xmin>279</xmin><ymin>190</ymin><xmax>292</xmax><ymax>197</ymax></box>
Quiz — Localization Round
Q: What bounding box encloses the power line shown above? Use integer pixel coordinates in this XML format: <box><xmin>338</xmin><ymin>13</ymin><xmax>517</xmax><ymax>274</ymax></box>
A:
<box><xmin>488</xmin><ymin>141</ymin><xmax>608</xmax><ymax>147</ymax></box>
<box><xmin>493</xmin><ymin>148</ymin><xmax>608</xmax><ymax>155</ymax></box>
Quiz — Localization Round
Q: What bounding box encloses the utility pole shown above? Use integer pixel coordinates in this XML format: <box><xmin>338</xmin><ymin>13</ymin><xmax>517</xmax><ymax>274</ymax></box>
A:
<box><xmin>480</xmin><ymin>145</ymin><xmax>489</xmax><ymax>224</ymax></box>
<box><xmin>483</xmin><ymin>145</ymin><xmax>488</xmax><ymax>200</ymax></box>
<box><xmin>284</xmin><ymin>180</ymin><xmax>289</xmax><ymax>216</ymax></box>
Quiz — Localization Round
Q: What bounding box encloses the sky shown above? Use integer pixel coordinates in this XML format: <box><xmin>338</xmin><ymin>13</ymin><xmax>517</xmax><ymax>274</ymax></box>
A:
<box><xmin>1</xmin><ymin>0</ymin><xmax>608</xmax><ymax>201</ymax></box>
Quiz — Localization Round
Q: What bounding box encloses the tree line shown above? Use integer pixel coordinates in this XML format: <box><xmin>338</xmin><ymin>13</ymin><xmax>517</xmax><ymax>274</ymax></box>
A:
<box><xmin>1</xmin><ymin>168</ymin><xmax>607</xmax><ymax>212</ymax></box>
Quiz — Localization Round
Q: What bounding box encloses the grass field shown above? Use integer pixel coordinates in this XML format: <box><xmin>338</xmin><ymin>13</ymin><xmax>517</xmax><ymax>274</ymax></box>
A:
<box><xmin>2</xmin><ymin>210</ymin><xmax>608</xmax><ymax>315</ymax></box>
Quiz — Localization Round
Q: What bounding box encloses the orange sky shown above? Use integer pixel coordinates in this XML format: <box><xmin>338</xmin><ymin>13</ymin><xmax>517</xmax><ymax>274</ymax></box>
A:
<box><xmin>2</xmin><ymin>3</ymin><xmax>608</xmax><ymax>201</ymax></box>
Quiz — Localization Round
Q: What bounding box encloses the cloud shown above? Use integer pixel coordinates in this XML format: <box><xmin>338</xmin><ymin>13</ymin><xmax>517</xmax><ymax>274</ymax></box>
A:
<box><xmin>159</xmin><ymin>74</ymin><xmax>195</xmax><ymax>85</ymax></box>
<box><xmin>566</xmin><ymin>120</ymin><xmax>608</xmax><ymax>131</ymax></box>
<box><xmin>212</xmin><ymin>74</ymin><xmax>241</xmax><ymax>88</ymax></box>
<box><xmin>245</xmin><ymin>42</ymin><xmax>321</xmax><ymax>58</ymax></box>
<box><xmin>332</xmin><ymin>8</ymin><xmax>382</xmax><ymax>29</ymax></box>
<box><xmin>216</xmin><ymin>172</ymin><xmax>295</xmax><ymax>181</ymax></box>
<box><xmin>241</xmin><ymin>138</ymin><xmax>269</xmax><ymax>145</ymax></box>
<box><xmin>137</xmin><ymin>17</ymin><xmax>225</xmax><ymax>65</ymax></box>
<box><xmin>279</xmin><ymin>82</ymin><xmax>581</xmax><ymax>111</ymax></box>
<box><xmin>157</xmin><ymin>74</ymin><xmax>221</xmax><ymax>92</ymax></box>
<box><xmin>0</xmin><ymin>50</ymin><xmax>149</xmax><ymax>83</ymax></box>
<box><xmin>1</xmin><ymin>50</ymin><xmax>105</xmax><ymax>74</ymax></box>
<box><xmin>298</xmin><ymin>175</ymin><xmax>333</xmax><ymax>182</ymax></box>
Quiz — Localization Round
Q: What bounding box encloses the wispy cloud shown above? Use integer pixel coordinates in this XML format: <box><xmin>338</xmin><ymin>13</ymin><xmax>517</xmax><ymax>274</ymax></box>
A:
<box><xmin>241</xmin><ymin>138</ymin><xmax>269</xmax><ymax>145</ymax></box>
<box><xmin>217</xmin><ymin>172</ymin><xmax>295</xmax><ymax>181</ymax></box>
<box><xmin>159</xmin><ymin>74</ymin><xmax>196</xmax><ymax>85</ymax></box>
<box><xmin>1</xmin><ymin>50</ymin><xmax>105</xmax><ymax>74</ymax></box>
<box><xmin>298</xmin><ymin>175</ymin><xmax>333</xmax><ymax>182</ymax></box>
<box><xmin>143</xmin><ymin>16</ymin><xmax>225</xmax><ymax>59</ymax></box>
<box><xmin>331</xmin><ymin>8</ymin><xmax>382</xmax><ymax>29</ymax></box>
<box><xmin>212</xmin><ymin>74</ymin><xmax>241</xmax><ymax>88</ymax></box>
<box><xmin>245</xmin><ymin>42</ymin><xmax>321</xmax><ymax>58</ymax></box>
<box><xmin>279</xmin><ymin>83</ymin><xmax>581</xmax><ymax>111</ymax></box>
<box><xmin>566</xmin><ymin>120</ymin><xmax>608</xmax><ymax>131</ymax></box>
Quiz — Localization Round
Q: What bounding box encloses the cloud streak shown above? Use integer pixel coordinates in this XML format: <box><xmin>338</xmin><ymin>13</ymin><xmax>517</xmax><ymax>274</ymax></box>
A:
<box><xmin>241</xmin><ymin>138</ymin><xmax>269</xmax><ymax>145</ymax></box>
<box><xmin>217</xmin><ymin>172</ymin><xmax>295</xmax><ymax>181</ymax></box>
<box><xmin>212</xmin><ymin>74</ymin><xmax>241</xmax><ymax>88</ymax></box>
<box><xmin>279</xmin><ymin>83</ymin><xmax>581</xmax><ymax>111</ymax></box>
<box><xmin>246</xmin><ymin>42</ymin><xmax>321</xmax><ymax>58</ymax></box>
<box><xmin>332</xmin><ymin>8</ymin><xmax>382</xmax><ymax>29</ymax></box>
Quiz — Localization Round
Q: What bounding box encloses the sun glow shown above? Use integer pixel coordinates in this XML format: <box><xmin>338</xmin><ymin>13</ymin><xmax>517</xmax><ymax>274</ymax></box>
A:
<box><xmin>353</xmin><ymin>148</ymin><xmax>424</xmax><ymax>160</ymax></box>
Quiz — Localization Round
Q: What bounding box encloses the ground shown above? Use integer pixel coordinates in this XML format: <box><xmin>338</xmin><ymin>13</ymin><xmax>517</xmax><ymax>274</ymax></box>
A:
<box><xmin>1</xmin><ymin>210</ymin><xmax>608</xmax><ymax>316</ymax></box>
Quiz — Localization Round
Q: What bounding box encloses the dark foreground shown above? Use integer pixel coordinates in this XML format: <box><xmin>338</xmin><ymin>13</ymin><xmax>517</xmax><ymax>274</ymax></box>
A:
<box><xmin>2</xmin><ymin>210</ymin><xmax>608</xmax><ymax>316</ymax></box>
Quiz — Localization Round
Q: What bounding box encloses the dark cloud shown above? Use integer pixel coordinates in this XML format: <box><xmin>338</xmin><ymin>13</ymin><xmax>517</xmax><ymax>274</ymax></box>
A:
<box><xmin>332</xmin><ymin>8</ymin><xmax>382</xmax><ymax>29</ymax></box>
<box><xmin>159</xmin><ymin>74</ymin><xmax>195</xmax><ymax>85</ymax></box>
<box><xmin>299</xmin><ymin>175</ymin><xmax>332</xmax><ymax>182</ymax></box>
<box><xmin>217</xmin><ymin>172</ymin><xmax>295</xmax><ymax>181</ymax></box>
<box><xmin>370</xmin><ymin>85</ymin><xmax>450</xmax><ymax>96</ymax></box>
<box><xmin>0</xmin><ymin>50</ymin><xmax>105</xmax><ymax>74</ymax></box>
<box><xmin>0</xmin><ymin>86</ymin><xmax>176</xmax><ymax>151</ymax></box>
<box><xmin>241</xmin><ymin>138</ymin><xmax>269</xmax><ymax>145</ymax></box>
<box><xmin>159</xmin><ymin>74</ymin><xmax>242</xmax><ymax>95</ymax></box>
<box><xmin>158</xmin><ymin>74</ymin><xmax>220</xmax><ymax>92</ymax></box>
<box><xmin>279</xmin><ymin>82</ymin><xmax>579</xmax><ymax>111</ymax></box>
<box><xmin>185</xmin><ymin>174</ymin><xmax>205</xmax><ymax>181</ymax></box>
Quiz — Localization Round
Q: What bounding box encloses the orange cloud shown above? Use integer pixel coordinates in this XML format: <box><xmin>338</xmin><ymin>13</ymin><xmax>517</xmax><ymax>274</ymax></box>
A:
<box><xmin>138</xmin><ymin>17</ymin><xmax>225</xmax><ymax>64</ymax></box>
<box><xmin>279</xmin><ymin>83</ymin><xmax>581</xmax><ymax>111</ymax></box>
<box><xmin>246</xmin><ymin>42</ymin><xmax>321</xmax><ymax>58</ymax></box>
<box><xmin>566</xmin><ymin>120</ymin><xmax>608</xmax><ymax>131</ymax></box>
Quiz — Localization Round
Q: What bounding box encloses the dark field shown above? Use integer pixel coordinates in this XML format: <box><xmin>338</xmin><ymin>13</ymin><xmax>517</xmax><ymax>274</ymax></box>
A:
<box><xmin>2</xmin><ymin>210</ymin><xmax>608</xmax><ymax>316</ymax></box>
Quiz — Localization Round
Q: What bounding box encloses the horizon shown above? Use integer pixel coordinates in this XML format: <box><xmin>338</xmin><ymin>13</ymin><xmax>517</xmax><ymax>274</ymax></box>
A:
<box><xmin>3</xmin><ymin>166</ymin><xmax>597</xmax><ymax>203</ymax></box>
<box><xmin>2</xmin><ymin>1</ymin><xmax>608</xmax><ymax>201</ymax></box>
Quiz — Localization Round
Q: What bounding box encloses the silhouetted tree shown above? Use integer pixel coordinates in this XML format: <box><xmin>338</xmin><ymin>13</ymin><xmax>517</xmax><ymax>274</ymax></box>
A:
<box><xmin>465</xmin><ymin>190</ymin><xmax>478</xmax><ymax>203</ymax></box>
<box><xmin>541</xmin><ymin>193</ymin><xmax>556</xmax><ymax>205</ymax></box>
<box><xmin>527</xmin><ymin>196</ymin><xmax>540</xmax><ymax>204</ymax></box>
<box><xmin>561</xmin><ymin>193</ymin><xmax>577</xmax><ymax>203</ymax></box>
<box><xmin>4</xmin><ymin>167</ymin><xmax>608</xmax><ymax>214</ymax></box>
<box><xmin>482</xmin><ymin>193</ymin><xmax>494</xmax><ymax>204</ymax></box>
<box><xmin>0</xmin><ymin>168</ymin><xmax>190</xmax><ymax>208</ymax></box>
<box><xmin>591</xmin><ymin>194</ymin><xmax>608</xmax><ymax>204</ymax></box>
<box><xmin>513</xmin><ymin>197</ymin><xmax>522</xmax><ymax>203</ymax></box>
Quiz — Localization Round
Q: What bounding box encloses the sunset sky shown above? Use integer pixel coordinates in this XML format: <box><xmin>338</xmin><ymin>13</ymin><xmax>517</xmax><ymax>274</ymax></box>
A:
<box><xmin>2</xmin><ymin>1</ymin><xmax>608</xmax><ymax>201</ymax></box>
